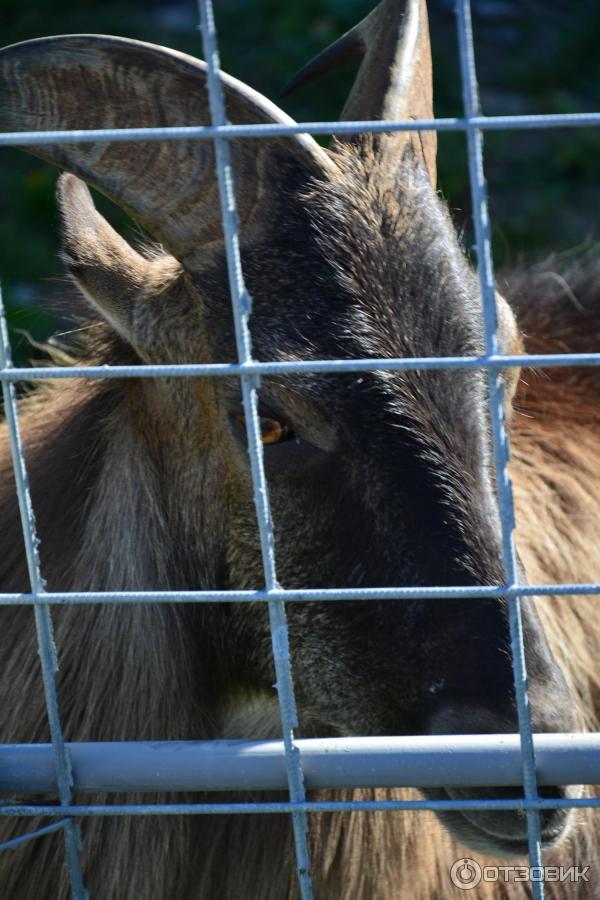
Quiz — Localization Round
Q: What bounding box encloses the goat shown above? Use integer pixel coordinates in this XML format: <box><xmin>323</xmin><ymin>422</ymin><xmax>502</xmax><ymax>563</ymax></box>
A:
<box><xmin>1</xmin><ymin>1</ymin><xmax>599</xmax><ymax>897</ymax></box>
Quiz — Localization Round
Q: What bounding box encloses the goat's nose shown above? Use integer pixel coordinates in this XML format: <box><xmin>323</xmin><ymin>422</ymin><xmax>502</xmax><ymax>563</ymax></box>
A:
<box><xmin>443</xmin><ymin>783</ymin><xmax>576</xmax><ymax>855</ymax></box>
<box><xmin>426</xmin><ymin>705</ymin><xmax>579</xmax><ymax>855</ymax></box>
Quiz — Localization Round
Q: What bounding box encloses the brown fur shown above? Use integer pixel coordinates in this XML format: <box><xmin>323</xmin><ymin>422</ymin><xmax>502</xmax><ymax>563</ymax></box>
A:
<box><xmin>1</xmin><ymin>22</ymin><xmax>599</xmax><ymax>891</ymax></box>
<box><xmin>3</xmin><ymin>2</ymin><xmax>600</xmax><ymax>891</ymax></box>
<box><xmin>1</xmin><ymin>243</ymin><xmax>600</xmax><ymax>899</ymax></box>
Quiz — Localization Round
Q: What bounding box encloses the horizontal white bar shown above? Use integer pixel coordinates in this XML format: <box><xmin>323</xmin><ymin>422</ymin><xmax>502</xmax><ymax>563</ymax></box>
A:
<box><xmin>0</xmin><ymin>583</ymin><xmax>599</xmax><ymax>605</ymax></box>
<box><xmin>1</xmin><ymin>112</ymin><xmax>600</xmax><ymax>148</ymax></box>
<box><xmin>1</xmin><ymin>734</ymin><xmax>598</xmax><ymax>794</ymax></box>
<box><xmin>2</xmin><ymin>352</ymin><xmax>600</xmax><ymax>382</ymax></box>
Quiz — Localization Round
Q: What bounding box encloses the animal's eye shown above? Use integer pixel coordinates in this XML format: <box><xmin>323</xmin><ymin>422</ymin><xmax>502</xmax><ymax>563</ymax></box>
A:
<box><xmin>259</xmin><ymin>417</ymin><xmax>294</xmax><ymax>445</ymax></box>
<box><xmin>234</xmin><ymin>413</ymin><xmax>295</xmax><ymax>446</ymax></box>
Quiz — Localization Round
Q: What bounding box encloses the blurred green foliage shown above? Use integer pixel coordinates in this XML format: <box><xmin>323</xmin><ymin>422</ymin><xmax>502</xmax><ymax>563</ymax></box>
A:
<box><xmin>1</xmin><ymin>0</ymin><xmax>599</xmax><ymax>365</ymax></box>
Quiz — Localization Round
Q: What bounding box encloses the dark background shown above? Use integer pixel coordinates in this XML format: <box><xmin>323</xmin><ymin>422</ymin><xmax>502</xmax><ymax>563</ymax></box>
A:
<box><xmin>2</xmin><ymin>0</ymin><xmax>600</xmax><ymax>365</ymax></box>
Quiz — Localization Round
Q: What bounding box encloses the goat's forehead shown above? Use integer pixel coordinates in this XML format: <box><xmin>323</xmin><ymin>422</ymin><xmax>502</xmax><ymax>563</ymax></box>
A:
<box><xmin>244</xmin><ymin>250</ymin><xmax>483</xmax><ymax>369</ymax></box>
<box><xmin>261</xmin><ymin>168</ymin><xmax>480</xmax><ymax>356</ymax></box>
<box><xmin>203</xmin><ymin>150</ymin><xmax>484</xmax><ymax>391</ymax></box>
<box><xmin>237</xmin><ymin>227</ymin><xmax>489</xmax><ymax>462</ymax></box>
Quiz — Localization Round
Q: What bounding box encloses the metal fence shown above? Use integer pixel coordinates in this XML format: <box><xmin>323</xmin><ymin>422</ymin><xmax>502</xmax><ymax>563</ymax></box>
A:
<box><xmin>0</xmin><ymin>1</ymin><xmax>599</xmax><ymax>898</ymax></box>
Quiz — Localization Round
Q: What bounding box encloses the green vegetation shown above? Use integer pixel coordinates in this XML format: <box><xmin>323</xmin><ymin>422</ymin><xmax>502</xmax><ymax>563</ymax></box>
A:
<box><xmin>1</xmin><ymin>0</ymin><xmax>599</xmax><ymax>364</ymax></box>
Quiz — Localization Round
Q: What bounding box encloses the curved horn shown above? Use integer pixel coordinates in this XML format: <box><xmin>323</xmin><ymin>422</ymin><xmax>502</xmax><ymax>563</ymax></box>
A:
<box><xmin>0</xmin><ymin>35</ymin><xmax>336</xmax><ymax>266</ymax></box>
<box><xmin>279</xmin><ymin>27</ymin><xmax>364</xmax><ymax>100</ymax></box>
<box><xmin>281</xmin><ymin>0</ymin><xmax>436</xmax><ymax>185</ymax></box>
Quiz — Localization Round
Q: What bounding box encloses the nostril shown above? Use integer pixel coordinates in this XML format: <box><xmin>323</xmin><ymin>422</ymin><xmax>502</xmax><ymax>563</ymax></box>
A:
<box><xmin>427</xmin><ymin>704</ymin><xmax>519</xmax><ymax>739</ymax></box>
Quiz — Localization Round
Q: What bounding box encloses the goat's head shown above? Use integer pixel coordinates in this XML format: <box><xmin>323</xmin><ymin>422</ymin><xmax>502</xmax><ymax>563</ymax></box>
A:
<box><xmin>0</xmin><ymin>0</ymin><xmax>580</xmax><ymax>856</ymax></box>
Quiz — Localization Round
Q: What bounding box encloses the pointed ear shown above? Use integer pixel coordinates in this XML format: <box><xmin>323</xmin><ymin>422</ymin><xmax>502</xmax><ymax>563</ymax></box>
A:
<box><xmin>58</xmin><ymin>173</ymin><xmax>154</xmax><ymax>341</ymax></box>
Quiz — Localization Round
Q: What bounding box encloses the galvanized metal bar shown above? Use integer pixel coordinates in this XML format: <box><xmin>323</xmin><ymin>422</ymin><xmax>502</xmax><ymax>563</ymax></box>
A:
<box><xmin>0</xmin><ymin>291</ymin><xmax>87</xmax><ymax>896</ymax></box>
<box><xmin>0</xmin><ymin>290</ymin><xmax>88</xmax><ymax>897</ymax></box>
<box><xmin>0</xmin><ymin>818</ymin><xmax>70</xmax><ymax>852</ymax></box>
<box><xmin>1</xmin><ymin>350</ymin><xmax>599</xmax><ymax>381</ymax></box>
<box><xmin>0</xmin><ymin>582</ymin><xmax>598</xmax><ymax>606</ymax></box>
<box><xmin>1</xmin><ymin>734</ymin><xmax>599</xmax><ymax>794</ymax></box>
<box><xmin>456</xmin><ymin>1</ymin><xmax>544</xmax><ymax>894</ymax></box>
<box><xmin>0</xmin><ymin>0</ymin><xmax>598</xmax><ymax>882</ymax></box>
<box><xmin>197</xmin><ymin>1</ymin><xmax>312</xmax><ymax>894</ymax></box>
<box><xmin>2</xmin><ymin>110</ymin><xmax>600</xmax><ymax>148</ymax></box>
<box><xmin>1</xmin><ymin>796</ymin><xmax>600</xmax><ymax>819</ymax></box>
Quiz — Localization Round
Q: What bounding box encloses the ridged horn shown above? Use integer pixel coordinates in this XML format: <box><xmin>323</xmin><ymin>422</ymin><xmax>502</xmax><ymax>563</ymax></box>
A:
<box><xmin>281</xmin><ymin>1</ymin><xmax>436</xmax><ymax>185</ymax></box>
<box><xmin>0</xmin><ymin>35</ymin><xmax>337</xmax><ymax>267</ymax></box>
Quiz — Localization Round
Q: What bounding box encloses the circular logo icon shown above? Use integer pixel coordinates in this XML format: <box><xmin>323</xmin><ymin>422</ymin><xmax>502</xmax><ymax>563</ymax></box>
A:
<box><xmin>450</xmin><ymin>858</ymin><xmax>482</xmax><ymax>890</ymax></box>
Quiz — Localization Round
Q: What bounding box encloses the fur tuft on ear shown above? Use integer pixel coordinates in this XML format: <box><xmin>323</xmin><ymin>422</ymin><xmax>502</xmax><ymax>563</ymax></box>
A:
<box><xmin>57</xmin><ymin>172</ymin><xmax>152</xmax><ymax>341</ymax></box>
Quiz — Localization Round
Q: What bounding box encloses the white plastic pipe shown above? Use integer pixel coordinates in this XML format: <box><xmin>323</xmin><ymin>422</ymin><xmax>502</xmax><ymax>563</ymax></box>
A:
<box><xmin>0</xmin><ymin>734</ymin><xmax>598</xmax><ymax>794</ymax></box>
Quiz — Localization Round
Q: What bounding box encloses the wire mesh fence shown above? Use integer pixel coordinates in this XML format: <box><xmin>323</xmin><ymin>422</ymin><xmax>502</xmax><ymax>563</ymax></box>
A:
<box><xmin>1</xmin><ymin>1</ymin><xmax>600</xmax><ymax>898</ymax></box>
